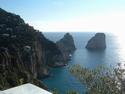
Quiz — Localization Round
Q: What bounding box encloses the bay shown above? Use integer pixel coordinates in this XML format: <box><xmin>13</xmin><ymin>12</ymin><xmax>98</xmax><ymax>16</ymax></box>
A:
<box><xmin>42</xmin><ymin>32</ymin><xmax>125</xmax><ymax>94</ymax></box>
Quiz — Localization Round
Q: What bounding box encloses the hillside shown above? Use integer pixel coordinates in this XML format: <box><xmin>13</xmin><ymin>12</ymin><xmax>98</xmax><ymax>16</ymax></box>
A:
<box><xmin>0</xmin><ymin>8</ymin><xmax>64</xmax><ymax>90</ymax></box>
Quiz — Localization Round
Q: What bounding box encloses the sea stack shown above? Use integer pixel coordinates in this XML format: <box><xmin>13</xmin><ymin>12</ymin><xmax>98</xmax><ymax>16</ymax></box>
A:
<box><xmin>56</xmin><ymin>33</ymin><xmax>76</xmax><ymax>61</ymax></box>
<box><xmin>86</xmin><ymin>33</ymin><xmax>106</xmax><ymax>50</ymax></box>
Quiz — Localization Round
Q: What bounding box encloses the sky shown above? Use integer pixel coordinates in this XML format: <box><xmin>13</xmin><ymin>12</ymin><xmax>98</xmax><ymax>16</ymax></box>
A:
<box><xmin>0</xmin><ymin>0</ymin><xmax>125</xmax><ymax>34</ymax></box>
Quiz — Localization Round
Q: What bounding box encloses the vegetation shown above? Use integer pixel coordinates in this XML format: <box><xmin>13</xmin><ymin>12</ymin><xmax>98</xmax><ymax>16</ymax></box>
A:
<box><xmin>0</xmin><ymin>8</ymin><xmax>65</xmax><ymax>90</ymax></box>
<box><xmin>70</xmin><ymin>63</ymin><xmax>125</xmax><ymax>94</ymax></box>
<box><xmin>52</xmin><ymin>88</ymin><xmax>78</xmax><ymax>94</ymax></box>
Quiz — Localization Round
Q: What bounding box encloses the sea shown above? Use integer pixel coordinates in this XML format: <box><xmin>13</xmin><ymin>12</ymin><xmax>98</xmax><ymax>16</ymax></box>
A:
<box><xmin>42</xmin><ymin>32</ymin><xmax>125</xmax><ymax>94</ymax></box>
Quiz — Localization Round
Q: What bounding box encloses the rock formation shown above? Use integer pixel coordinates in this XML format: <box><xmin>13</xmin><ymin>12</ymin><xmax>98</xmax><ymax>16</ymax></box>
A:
<box><xmin>0</xmin><ymin>8</ymin><xmax>64</xmax><ymax>90</ymax></box>
<box><xmin>86</xmin><ymin>33</ymin><xmax>106</xmax><ymax>50</ymax></box>
<box><xmin>56</xmin><ymin>33</ymin><xmax>76</xmax><ymax>61</ymax></box>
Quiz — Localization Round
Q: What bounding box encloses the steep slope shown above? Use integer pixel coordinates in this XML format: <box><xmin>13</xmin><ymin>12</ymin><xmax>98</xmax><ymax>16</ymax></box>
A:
<box><xmin>0</xmin><ymin>8</ymin><xmax>64</xmax><ymax>90</ymax></box>
<box><xmin>86</xmin><ymin>33</ymin><xmax>106</xmax><ymax>50</ymax></box>
<box><xmin>56</xmin><ymin>33</ymin><xmax>76</xmax><ymax>61</ymax></box>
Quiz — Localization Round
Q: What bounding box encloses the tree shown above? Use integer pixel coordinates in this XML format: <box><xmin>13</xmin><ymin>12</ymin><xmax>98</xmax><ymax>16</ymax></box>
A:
<box><xmin>70</xmin><ymin>64</ymin><xmax>125</xmax><ymax>94</ymax></box>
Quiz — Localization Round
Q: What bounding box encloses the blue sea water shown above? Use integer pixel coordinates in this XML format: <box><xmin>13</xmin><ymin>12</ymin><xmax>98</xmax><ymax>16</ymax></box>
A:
<box><xmin>42</xmin><ymin>32</ymin><xmax>125</xmax><ymax>94</ymax></box>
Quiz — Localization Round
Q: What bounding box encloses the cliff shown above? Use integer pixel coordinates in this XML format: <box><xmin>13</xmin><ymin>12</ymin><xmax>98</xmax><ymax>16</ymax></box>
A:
<box><xmin>86</xmin><ymin>33</ymin><xmax>106</xmax><ymax>50</ymax></box>
<box><xmin>56</xmin><ymin>33</ymin><xmax>76</xmax><ymax>61</ymax></box>
<box><xmin>0</xmin><ymin>8</ymin><xmax>64</xmax><ymax>90</ymax></box>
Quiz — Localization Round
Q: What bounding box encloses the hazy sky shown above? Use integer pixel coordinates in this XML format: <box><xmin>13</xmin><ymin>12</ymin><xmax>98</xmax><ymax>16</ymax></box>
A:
<box><xmin>0</xmin><ymin>0</ymin><xmax>125</xmax><ymax>33</ymax></box>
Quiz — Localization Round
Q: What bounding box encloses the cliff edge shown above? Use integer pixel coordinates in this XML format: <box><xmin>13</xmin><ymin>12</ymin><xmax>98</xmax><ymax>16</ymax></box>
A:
<box><xmin>0</xmin><ymin>8</ymin><xmax>64</xmax><ymax>90</ymax></box>
<box><xmin>56</xmin><ymin>33</ymin><xmax>76</xmax><ymax>61</ymax></box>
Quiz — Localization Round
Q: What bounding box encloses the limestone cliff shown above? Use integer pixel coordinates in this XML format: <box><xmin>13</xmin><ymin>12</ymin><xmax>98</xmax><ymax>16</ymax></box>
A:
<box><xmin>0</xmin><ymin>8</ymin><xmax>64</xmax><ymax>90</ymax></box>
<box><xmin>56</xmin><ymin>33</ymin><xmax>76</xmax><ymax>61</ymax></box>
<box><xmin>86</xmin><ymin>33</ymin><xmax>106</xmax><ymax>50</ymax></box>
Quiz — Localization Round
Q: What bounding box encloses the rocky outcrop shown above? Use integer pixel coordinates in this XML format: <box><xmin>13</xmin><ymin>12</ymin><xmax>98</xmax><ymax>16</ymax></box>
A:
<box><xmin>36</xmin><ymin>32</ymin><xmax>64</xmax><ymax>67</ymax></box>
<box><xmin>0</xmin><ymin>8</ymin><xmax>64</xmax><ymax>90</ymax></box>
<box><xmin>56</xmin><ymin>33</ymin><xmax>76</xmax><ymax>61</ymax></box>
<box><xmin>86</xmin><ymin>33</ymin><xmax>106</xmax><ymax>50</ymax></box>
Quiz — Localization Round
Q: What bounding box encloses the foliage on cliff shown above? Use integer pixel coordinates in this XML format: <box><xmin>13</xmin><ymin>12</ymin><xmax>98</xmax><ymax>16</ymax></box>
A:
<box><xmin>70</xmin><ymin>64</ymin><xmax>125</xmax><ymax>94</ymax></box>
<box><xmin>0</xmin><ymin>8</ymin><xmax>64</xmax><ymax>90</ymax></box>
<box><xmin>52</xmin><ymin>88</ymin><xmax>78</xmax><ymax>94</ymax></box>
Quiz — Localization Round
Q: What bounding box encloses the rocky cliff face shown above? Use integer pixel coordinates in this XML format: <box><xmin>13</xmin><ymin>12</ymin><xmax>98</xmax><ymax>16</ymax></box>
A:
<box><xmin>86</xmin><ymin>33</ymin><xmax>106</xmax><ymax>50</ymax></box>
<box><xmin>0</xmin><ymin>8</ymin><xmax>64</xmax><ymax>90</ymax></box>
<box><xmin>36</xmin><ymin>33</ymin><xmax>64</xmax><ymax>67</ymax></box>
<box><xmin>56</xmin><ymin>33</ymin><xmax>76</xmax><ymax>61</ymax></box>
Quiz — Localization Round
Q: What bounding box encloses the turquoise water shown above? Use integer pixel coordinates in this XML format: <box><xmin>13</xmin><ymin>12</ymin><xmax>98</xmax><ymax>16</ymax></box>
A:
<box><xmin>42</xmin><ymin>32</ymin><xmax>125</xmax><ymax>94</ymax></box>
